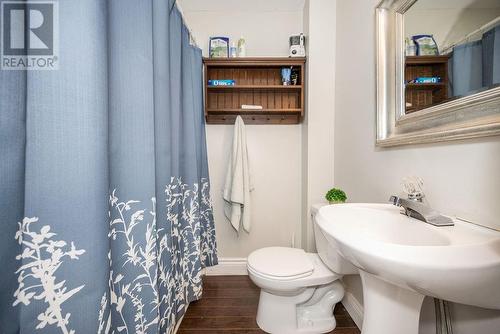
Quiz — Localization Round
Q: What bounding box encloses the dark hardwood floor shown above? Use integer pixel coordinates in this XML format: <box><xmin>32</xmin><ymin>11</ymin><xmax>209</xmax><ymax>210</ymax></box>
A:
<box><xmin>178</xmin><ymin>275</ymin><xmax>361</xmax><ymax>334</ymax></box>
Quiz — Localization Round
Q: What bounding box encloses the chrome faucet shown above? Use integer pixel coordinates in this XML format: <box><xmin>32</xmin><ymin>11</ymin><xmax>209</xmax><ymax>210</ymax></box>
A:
<box><xmin>389</xmin><ymin>195</ymin><xmax>454</xmax><ymax>227</ymax></box>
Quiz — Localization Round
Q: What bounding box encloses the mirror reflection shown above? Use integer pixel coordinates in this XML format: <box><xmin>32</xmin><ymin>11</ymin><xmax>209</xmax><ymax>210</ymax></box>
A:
<box><xmin>404</xmin><ymin>0</ymin><xmax>500</xmax><ymax>114</ymax></box>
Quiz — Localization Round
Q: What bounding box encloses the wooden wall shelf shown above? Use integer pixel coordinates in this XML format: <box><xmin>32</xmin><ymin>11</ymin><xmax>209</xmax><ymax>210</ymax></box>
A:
<box><xmin>207</xmin><ymin>85</ymin><xmax>302</xmax><ymax>90</ymax></box>
<box><xmin>203</xmin><ymin>57</ymin><xmax>306</xmax><ymax>124</ymax></box>
<box><xmin>405</xmin><ymin>55</ymin><xmax>450</xmax><ymax>113</ymax></box>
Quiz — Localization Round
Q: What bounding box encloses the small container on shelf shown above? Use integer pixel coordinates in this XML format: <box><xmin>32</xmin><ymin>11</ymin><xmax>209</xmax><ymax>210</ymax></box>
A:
<box><xmin>230</xmin><ymin>42</ymin><xmax>237</xmax><ymax>58</ymax></box>
<box><xmin>281</xmin><ymin>68</ymin><xmax>291</xmax><ymax>85</ymax></box>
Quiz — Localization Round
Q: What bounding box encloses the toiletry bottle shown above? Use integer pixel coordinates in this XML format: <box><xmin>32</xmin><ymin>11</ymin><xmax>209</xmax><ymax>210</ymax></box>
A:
<box><xmin>405</xmin><ymin>37</ymin><xmax>416</xmax><ymax>56</ymax></box>
<box><xmin>230</xmin><ymin>42</ymin><xmax>237</xmax><ymax>58</ymax></box>
<box><xmin>237</xmin><ymin>36</ymin><xmax>246</xmax><ymax>57</ymax></box>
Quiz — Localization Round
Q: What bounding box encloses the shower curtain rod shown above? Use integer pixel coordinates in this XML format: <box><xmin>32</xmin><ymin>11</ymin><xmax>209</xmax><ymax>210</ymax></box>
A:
<box><xmin>442</xmin><ymin>15</ymin><xmax>500</xmax><ymax>54</ymax></box>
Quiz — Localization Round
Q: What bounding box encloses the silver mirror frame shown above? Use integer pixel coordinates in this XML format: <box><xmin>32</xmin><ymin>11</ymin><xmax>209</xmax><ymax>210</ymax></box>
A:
<box><xmin>376</xmin><ymin>0</ymin><xmax>500</xmax><ymax>147</ymax></box>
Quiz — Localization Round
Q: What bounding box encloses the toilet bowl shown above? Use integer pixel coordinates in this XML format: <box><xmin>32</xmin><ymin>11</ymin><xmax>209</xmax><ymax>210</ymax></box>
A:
<box><xmin>247</xmin><ymin>204</ymin><xmax>354</xmax><ymax>333</ymax></box>
<box><xmin>247</xmin><ymin>246</ymin><xmax>344</xmax><ymax>334</ymax></box>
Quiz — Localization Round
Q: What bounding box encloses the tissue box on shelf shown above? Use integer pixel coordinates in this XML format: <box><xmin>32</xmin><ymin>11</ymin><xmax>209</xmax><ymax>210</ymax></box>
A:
<box><xmin>208</xmin><ymin>79</ymin><xmax>235</xmax><ymax>86</ymax></box>
<box><xmin>408</xmin><ymin>77</ymin><xmax>442</xmax><ymax>84</ymax></box>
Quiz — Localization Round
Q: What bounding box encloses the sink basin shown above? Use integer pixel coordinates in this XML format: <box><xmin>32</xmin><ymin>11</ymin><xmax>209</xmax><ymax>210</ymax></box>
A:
<box><xmin>315</xmin><ymin>203</ymin><xmax>500</xmax><ymax>334</ymax></box>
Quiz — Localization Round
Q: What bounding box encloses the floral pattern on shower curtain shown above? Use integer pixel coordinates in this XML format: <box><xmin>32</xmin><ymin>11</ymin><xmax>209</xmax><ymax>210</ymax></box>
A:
<box><xmin>0</xmin><ymin>0</ymin><xmax>217</xmax><ymax>333</ymax></box>
<box><xmin>98</xmin><ymin>178</ymin><xmax>216</xmax><ymax>334</ymax></box>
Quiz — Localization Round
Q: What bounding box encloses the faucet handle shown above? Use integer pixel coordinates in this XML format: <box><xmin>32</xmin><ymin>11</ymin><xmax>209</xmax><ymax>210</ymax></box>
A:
<box><xmin>402</xmin><ymin>176</ymin><xmax>425</xmax><ymax>201</ymax></box>
<box><xmin>408</xmin><ymin>192</ymin><xmax>424</xmax><ymax>202</ymax></box>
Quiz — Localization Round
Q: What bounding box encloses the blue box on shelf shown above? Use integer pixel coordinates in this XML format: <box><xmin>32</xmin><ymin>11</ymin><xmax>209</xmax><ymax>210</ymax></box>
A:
<box><xmin>208</xmin><ymin>79</ymin><xmax>235</xmax><ymax>86</ymax></box>
<box><xmin>410</xmin><ymin>77</ymin><xmax>442</xmax><ymax>84</ymax></box>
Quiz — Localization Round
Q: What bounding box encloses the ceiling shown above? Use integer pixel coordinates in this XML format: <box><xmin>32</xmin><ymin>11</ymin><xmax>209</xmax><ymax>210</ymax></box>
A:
<box><xmin>411</xmin><ymin>0</ymin><xmax>500</xmax><ymax>10</ymax></box>
<box><xmin>177</xmin><ymin>0</ymin><xmax>306</xmax><ymax>12</ymax></box>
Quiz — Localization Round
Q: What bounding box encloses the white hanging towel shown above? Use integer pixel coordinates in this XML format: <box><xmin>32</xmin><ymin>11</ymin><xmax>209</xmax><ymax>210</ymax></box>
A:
<box><xmin>223</xmin><ymin>116</ymin><xmax>253</xmax><ymax>233</ymax></box>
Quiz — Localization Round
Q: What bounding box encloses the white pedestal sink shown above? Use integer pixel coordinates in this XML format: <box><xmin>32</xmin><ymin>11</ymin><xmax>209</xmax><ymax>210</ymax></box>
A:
<box><xmin>314</xmin><ymin>203</ymin><xmax>500</xmax><ymax>334</ymax></box>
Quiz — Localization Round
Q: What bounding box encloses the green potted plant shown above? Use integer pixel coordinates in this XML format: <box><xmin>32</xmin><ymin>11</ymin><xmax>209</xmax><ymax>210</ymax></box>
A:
<box><xmin>325</xmin><ymin>188</ymin><xmax>347</xmax><ymax>204</ymax></box>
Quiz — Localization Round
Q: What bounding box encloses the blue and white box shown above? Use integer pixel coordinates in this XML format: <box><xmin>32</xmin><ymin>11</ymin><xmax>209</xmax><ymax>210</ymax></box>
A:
<box><xmin>208</xmin><ymin>79</ymin><xmax>235</xmax><ymax>86</ymax></box>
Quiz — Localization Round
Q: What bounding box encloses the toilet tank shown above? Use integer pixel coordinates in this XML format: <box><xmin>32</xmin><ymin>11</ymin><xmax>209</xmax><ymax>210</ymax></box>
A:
<box><xmin>311</xmin><ymin>204</ymin><xmax>358</xmax><ymax>275</ymax></box>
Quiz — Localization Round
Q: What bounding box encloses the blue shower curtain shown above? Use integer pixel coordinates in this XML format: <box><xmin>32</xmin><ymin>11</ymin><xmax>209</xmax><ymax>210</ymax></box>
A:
<box><xmin>0</xmin><ymin>0</ymin><xmax>217</xmax><ymax>333</ymax></box>
<box><xmin>450</xmin><ymin>40</ymin><xmax>483</xmax><ymax>97</ymax></box>
<box><xmin>450</xmin><ymin>25</ymin><xmax>500</xmax><ymax>97</ymax></box>
<box><xmin>482</xmin><ymin>25</ymin><xmax>500</xmax><ymax>88</ymax></box>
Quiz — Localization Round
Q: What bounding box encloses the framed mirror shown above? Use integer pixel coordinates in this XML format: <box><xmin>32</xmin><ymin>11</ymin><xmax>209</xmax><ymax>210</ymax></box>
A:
<box><xmin>376</xmin><ymin>0</ymin><xmax>500</xmax><ymax>147</ymax></box>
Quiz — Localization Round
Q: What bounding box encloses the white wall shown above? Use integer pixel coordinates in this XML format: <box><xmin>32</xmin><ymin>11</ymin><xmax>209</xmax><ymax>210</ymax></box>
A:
<box><xmin>179</xmin><ymin>0</ymin><xmax>304</xmax><ymax>58</ymax></box>
<box><xmin>405</xmin><ymin>8</ymin><xmax>500</xmax><ymax>51</ymax></box>
<box><xmin>334</xmin><ymin>0</ymin><xmax>500</xmax><ymax>333</ymax></box>
<box><xmin>301</xmin><ymin>0</ymin><xmax>336</xmax><ymax>251</ymax></box>
<box><xmin>178</xmin><ymin>0</ymin><xmax>305</xmax><ymax>257</ymax></box>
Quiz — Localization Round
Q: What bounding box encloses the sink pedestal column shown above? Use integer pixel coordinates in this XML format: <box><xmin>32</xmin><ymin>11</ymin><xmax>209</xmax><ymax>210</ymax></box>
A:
<box><xmin>360</xmin><ymin>271</ymin><xmax>425</xmax><ymax>334</ymax></box>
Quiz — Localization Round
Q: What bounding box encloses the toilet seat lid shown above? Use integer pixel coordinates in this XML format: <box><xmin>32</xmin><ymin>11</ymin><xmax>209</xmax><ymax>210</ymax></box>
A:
<box><xmin>247</xmin><ymin>247</ymin><xmax>314</xmax><ymax>279</ymax></box>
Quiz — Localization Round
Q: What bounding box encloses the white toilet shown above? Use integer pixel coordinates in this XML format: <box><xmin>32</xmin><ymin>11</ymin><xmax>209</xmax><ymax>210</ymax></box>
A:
<box><xmin>247</xmin><ymin>204</ymin><xmax>352</xmax><ymax>334</ymax></box>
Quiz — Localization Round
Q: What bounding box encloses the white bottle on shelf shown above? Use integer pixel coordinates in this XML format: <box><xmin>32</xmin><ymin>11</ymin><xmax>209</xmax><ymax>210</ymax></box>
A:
<box><xmin>237</xmin><ymin>36</ymin><xmax>246</xmax><ymax>57</ymax></box>
<box><xmin>405</xmin><ymin>37</ymin><xmax>416</xmax><ymax>56</ymax></box>
<box><xmin>230</xmin><ymin>42</ymin><xmax>237</xmax><ymax>58</ymax></box>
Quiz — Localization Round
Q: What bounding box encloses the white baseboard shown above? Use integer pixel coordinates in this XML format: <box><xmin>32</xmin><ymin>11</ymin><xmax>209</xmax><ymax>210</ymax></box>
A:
<box><xmin>341</xmin><ymin>291</ymin><xmax>364</xmax><ymax>330</ymax></box>
<box><xmin>204</xmin><ymin>257</ymin><xmax>248</xmax><ymax>276</ymax></box>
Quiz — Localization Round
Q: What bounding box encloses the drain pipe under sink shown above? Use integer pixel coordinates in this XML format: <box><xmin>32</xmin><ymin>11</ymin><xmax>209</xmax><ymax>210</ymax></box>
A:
<box><xmin>434</xmin><ymin>298</ymin><xmax>453</xmax><ymax>334</ymax></box>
